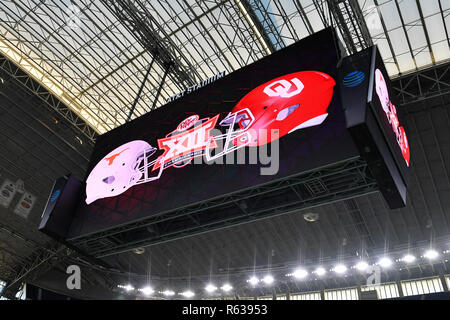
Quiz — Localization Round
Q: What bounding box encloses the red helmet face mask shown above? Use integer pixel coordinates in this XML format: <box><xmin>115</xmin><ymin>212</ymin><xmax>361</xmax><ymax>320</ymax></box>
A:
<box><xmin>206</xmin><ymin>71</ymin><xmax>336</xmax><ymax>160</ymax></box>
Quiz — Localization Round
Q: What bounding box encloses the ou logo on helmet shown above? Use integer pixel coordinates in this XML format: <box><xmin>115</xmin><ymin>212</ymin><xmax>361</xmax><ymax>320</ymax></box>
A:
<box><xmin>263</xmin><ymin>78</ymin><xmax>304</xmax><ymax>98</ymax></box>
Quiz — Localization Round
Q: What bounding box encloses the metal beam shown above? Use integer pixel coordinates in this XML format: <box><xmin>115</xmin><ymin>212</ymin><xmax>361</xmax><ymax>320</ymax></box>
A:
<box><xmin>0</xmin><ymin>53</ymin><xmax>98</xmax><ymax>145</ymax></box>
<box><xmin>242</xmin><ymin>0</ymin><xmax>286</xmax><ymax>52</ymax></box>
<box><xmin>102</xmin><ymin>0</ymin><xmax>202</xmax><ymax>92</ymax></box>
<box><xmin>69</xmin><ymin>158</ymin><xmax>378</xmax><ymax>258</ymax></box>
<box><xmin>1</xmin><ymin>244</ymin><xmax>64</xmax><ymax>299</ymax></box>
<box><xmin>151</xmin><ymin>62</ymin><xmax>172</xmax><ymax>110</ymax></box>
<box><xmin>127</xmin><ymin>53</ymin><xmax>157</xmax><ymax>121</ymax></box>
<box><xmin>327</xmin><ymin>0</ymin><xmax>373</xmax><ymax>55</ymax></box>
<box><xmin>392</xmin><ymin>60</ymin><xmax>450</xmax><ymax>106</ymax></box>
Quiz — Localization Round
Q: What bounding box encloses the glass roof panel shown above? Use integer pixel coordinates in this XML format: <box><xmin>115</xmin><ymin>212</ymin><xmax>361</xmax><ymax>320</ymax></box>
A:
<box><xmin>0</xmin><ymin>0</ymin><xmax>448</xmax><ymax>134</ymax></box>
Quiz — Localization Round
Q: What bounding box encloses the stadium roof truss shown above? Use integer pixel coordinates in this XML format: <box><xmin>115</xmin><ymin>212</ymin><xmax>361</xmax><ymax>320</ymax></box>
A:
<box><xmin>0</xmin><ymin>0</ymin><xmax>450</xmax><ymax>298</ymax></box>
<box><xmin>0</xmin><ymin>0</ymin><xmax>448</xmax><ymax>142</ymax></box>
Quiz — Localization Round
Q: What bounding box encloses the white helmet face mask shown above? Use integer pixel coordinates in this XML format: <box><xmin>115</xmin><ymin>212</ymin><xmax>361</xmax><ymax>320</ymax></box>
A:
<box><xmin>85</xmin><ymin>140</ymin><xmax>163</xmax><ymax>204</ymax></box>
<box><xmin>205</xmin><ymin>108</ymin><xmax>255</xmax><ymax>161</ymax></box>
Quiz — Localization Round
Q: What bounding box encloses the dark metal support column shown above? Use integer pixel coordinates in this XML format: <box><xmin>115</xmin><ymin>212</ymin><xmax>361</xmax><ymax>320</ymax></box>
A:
<box><xmin>440</xmin><ymin>275</ymin><xmax>449</xmax><ymax>292</ymax></box>
<box><xmin>151</xmin><ymin>62</ymin><xmax>172</xmax><ymax>111</ymax></box>
<box><xmin>396</xmin><ymin>281</ymin><xmax>404</xmax><ymax>297</ymax></box>
<box><xmin>127</xmin><ymin>53</ymin><xmax>157</xmax><ymax>121</ymax></box>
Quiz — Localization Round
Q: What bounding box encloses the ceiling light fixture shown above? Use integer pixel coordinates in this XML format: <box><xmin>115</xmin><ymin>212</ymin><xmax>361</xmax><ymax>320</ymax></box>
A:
<box><xmin>205</xmin><ymin>284</ymin><xmax>217</xmax><ymax>293</ymax></box>
<box><xmin>161</xmin><ymin>290</ymin><xmax>175</xmax><ymax>297</ymax></box>
<box><xmin>139</xmin><ymin>286</ymin><xmax>154</xmax><ymax>295</ymax></box>
<box><xmin>334</xmin><ymin>264</ymin><xmax>347</xmax><ymax>274</ymax></box>
<box><xmin>292</xmin><ymin>268</ymin><xmax>308</xmax><ymax>279</ymax></box>
<box><xmin>378</xmin><ymin>257</ymin><xmax>393</xmax><ymax>268</ymax></box>
<box><xmin>180</xmin><ymin>290</ymin><xmax>195</xmax><ymax>298</ymax></box>
<box><xmin>221</xmin><ymin>283</ymin><xmax>233</xmax><ymax>292</ymax></box>
<box><xmin>424</xmin><ymin>249</ymin><xmax>439</xmax><ymax>260</ymax></box>
<box><xmin>314</xmin><ymin>267</ymin><xmax>326</xmax><ymax>276</ymax></box>
<box><xmin>248</xmin><ymin>276</ymin><xmax>259</xmax><ymax>286</ymax></box>
<box><xmin>262</xmin><ymin>275</ymin><xmax>274</xmax><ymax>285</ymax></box>
<box><xmin>402</xmin><ymin>254</ymin><xmax>416</xmax><ymax>263</ymax></box>
<box><xmin>355</xmin><ymin>261</ymin><xmax>369</xmax><ymax>271</ymax></box>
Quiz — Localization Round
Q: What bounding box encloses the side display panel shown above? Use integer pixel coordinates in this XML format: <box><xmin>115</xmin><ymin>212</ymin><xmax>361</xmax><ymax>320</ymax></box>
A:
<box><xmin>39</xmin><ymin>175</ymin><xmax>83</xmax><ymax>241</ymax></box>
<box><xmin>369</xmin><ymin>48</ymin><xmax>410</xmax><ymax>185</ymax></box>
<box><xmin>339</xmin><ymin>46</ymin><xmax>410</xmax><ymax>208</ymax></box>
<box><xmin>68</xmin><ymin>28</ymin><xmax>360</xmax><ymax>238</ymax></box>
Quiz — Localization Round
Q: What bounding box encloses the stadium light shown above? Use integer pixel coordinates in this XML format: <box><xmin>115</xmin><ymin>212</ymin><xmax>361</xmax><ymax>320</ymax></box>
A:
<box><xmin>378</xmin><ymin>257</ymin><xmax>393</xmax><ymax>268</ymax></box>
<box><xmin>314</xmin><ymin>267</ymin><xmax>326</xmax><ymax>276</ymax></box>
<box><xmin>205</xmin><ymin>284</ymin><xmax>218</xmax><ymax>293</ymax></box>
<box><xmin>262</xmin><ymin>275</ymin><xmax>274</xmax><ymax>285</ymax></box>
<box><xmin>181</xmin><ymin>290</ymin><xmax>195</xmax><ymax>298</ymax></box>
<box><xmin>402</xmin><ymin>254</ymin><xmax>416</xmax><ymax>263</ymax></box>
<box><xmin>355</xmin><ymin>261</ymin><xmax>369</xmax><ymax>271</ymax></box>
<box><xmin>424</xmin><ymin>249</ymin><xmax>439</xmax><ymax>260</ymax></box>
<box><xmin>221</xmin><ymin>283</ymin><xmax>233</xmax><ymax>292</ymax></box>
<box><xmin>139</xmin><ymin>286</ymin><xmax>154</xmax><ymax>295</ymax></box>
<box><xmin>334</xmin><ymin>264</ymin><xmax>347</xmax><ymax>274</ymax></box>
<box><xmin>118</xmin><ymin>284</ymin><xmax>134</xmax><ymax>292</ymax></box>
<box><xmin>292</xmin><ymin>268</ymin><xmax>308</xmax><ymax>279</ymax></box>
<box><xmin>162</xmin><ymin>290</ymin><xmax>175</xmax><ymax>297</ymax></box>
<box><xmin>248</xmin><ymin>276</ymin><xmax>259</xmax><ymax>286</ymax></box>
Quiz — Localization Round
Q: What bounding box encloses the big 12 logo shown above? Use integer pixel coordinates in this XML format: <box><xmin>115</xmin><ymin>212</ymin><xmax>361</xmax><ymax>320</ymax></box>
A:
<box><xmin>154</xmin><ymin>115</ymin><xmax>219</xmax><ymax>170</ymax></box>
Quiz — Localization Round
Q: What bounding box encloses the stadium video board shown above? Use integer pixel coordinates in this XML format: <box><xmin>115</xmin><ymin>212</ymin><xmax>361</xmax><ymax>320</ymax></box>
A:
<box><xmin>66</xmin><ymin>28</ymin><xmax>362</xmax><ymax>239</ymax></box>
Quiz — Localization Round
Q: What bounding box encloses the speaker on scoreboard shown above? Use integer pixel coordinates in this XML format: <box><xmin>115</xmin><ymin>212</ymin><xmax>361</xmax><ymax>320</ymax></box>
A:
<box><xmin>39</xmin><ymin>174</ymin><xmax>83</xmax><ymax>241</ymax></box>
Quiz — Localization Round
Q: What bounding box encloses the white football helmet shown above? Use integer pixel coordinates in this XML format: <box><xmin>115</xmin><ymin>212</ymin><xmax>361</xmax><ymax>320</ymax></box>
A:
<box><xmin>375</xmin><ymin>69</ymin><xmax>390</xmax><ymax>114</ymax></box>
<box><xmin>85</xmin><ymin>140</ymin><xmax>163</xmax><ymax>204</ymax></box>
<box><xmin>205</xmin><ymin>108</ymin><xmax>255</xmax><ymax>161</ymax></box>
<box><xmin>205</xmin><ymin>71</ymin><xmax>335</xmax><ymax>161</ymax></box>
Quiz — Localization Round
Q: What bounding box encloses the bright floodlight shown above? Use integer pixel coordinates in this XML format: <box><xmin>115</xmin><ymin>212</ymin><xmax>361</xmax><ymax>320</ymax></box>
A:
<box><xmin>181</xmin><ymin>290</ymin><xmax>195</xmax><ymax>298</ymax></box>
<box><xmin>205</xmin><ymin>284</ymin><xmax>218</xmax><ymax>293</ymax></box>
<box><xmin>355</xmin><ymin>261</ymin><xmax>369</xmax><ymax>271</ymax></box>
<box><xmin>140</xmin><ymin>286</ymin><xmax>154</xmax><ymax>295</ymax></box>
<box><xmin>292</xmin><ymin>268</ymin><xmax>308</xmax><ymax>279</ymax></box>
<box><xmin>314</xmin><ymin>267</ymin><xmax>326</xmax><ymax>276</ymax></box>
<box><xmin>248</xmin><ymin>276</ymin><xmax>259</xmax><ymax>286</ymax></box>
<box><xmin>334</xmin><ymin>264</ymin><xmax>347</xmax><ymax>274</ymax></box>
<box><xmin>221</xmin><ymin>283</ymin><xmax>233</xmax><ymax>292</ymax></box>
<box><xmin>162</xmin><ymin>290</ymin><xmax>175</xmax><ymax>297</ymax></box>
<box><xmin>124</xmin><ymin>284</ymin><xmax>134</xmax><ymax>292</ymax></box>
<box><xmin>378</xmin><ymin>257</ymin><xmax>393</xmax><ymax>268</ymax></box>
<box><xmin>424</xmin><ymin>249</ymin><xmax>439</xmax><ymax>260</ymax></box>
<box><xmin>402</xmin><ymin>254</ymin><xmax>416</xmax><ymax>263</ymax></box>
<box><xmin>262</xmin><ymin>275</ymin><xmax>274</xmax><ymax>285</ymax></box>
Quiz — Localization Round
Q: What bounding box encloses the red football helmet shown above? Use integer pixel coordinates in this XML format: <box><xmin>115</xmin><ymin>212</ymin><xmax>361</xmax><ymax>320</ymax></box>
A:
<box><xmin>206</xmin><ymin>71</ymin><xmax>335</xmax><ymax>160</ymax></box>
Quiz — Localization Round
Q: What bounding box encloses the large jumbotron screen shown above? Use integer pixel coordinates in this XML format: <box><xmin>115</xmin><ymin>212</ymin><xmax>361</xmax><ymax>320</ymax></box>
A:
<box><xmin>67</xmin><ymin>28</ymin><xmax>360</xmax><ymax>238</ymax></box>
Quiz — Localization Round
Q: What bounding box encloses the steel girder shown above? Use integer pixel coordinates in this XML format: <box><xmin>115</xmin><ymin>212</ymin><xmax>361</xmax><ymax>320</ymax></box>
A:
<box><xmin>0</xmin><ymin>244</ymin><xmax>64</xmax><ymax>299</ymax></box>
<box><xmin>0</xmin><ymin>221</ymin><xmax>64</xmax><ymax>298</ymax></box>
<box><xmin>69</xmin><ymin>157</ymin><xmax>378</xmax><ymax>258</ymax></box>
<box><xmin>240</xmin><ymin>0</ymin><xmax>286</xmax><ymax>53</ymax></box>
<box><xmin>392</xmin><ymin>60</ymin><xmax>450</xmax><ymax>107</ymax></box>
<box><xmin>0</xmin><ymin>53</ymin><xmax>98</xmax><ymax>146</ymax></box>
<box><xmin>0</xmin><ymin>221</ymin><xmax>119</xmax><ymax>298</ymax></box>
<box><xmin>244</xmin><ymin>0</ymin><xmax>373</xmax><ymax>56</ymax></box>
<box><xmin>327</xmin><ymin>0</ymin><xmax>373</xmax><ymax>55</ymax></box>
<box><xmin>102</xmin><ymin>0</ymin><xmax>202</xmax><ymax>91</ymax></box>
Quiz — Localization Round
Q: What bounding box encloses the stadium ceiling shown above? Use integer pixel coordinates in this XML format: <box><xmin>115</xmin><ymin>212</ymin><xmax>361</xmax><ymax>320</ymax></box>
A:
<box><xmin>0</xmin><ymin>0</ymin><xmax>448</xmax><ymax>141</ymax></box>
<box><xmin>0</xmin><ymin>0</ymin><xmax>450</xmax><ymax>299</ymax></box>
